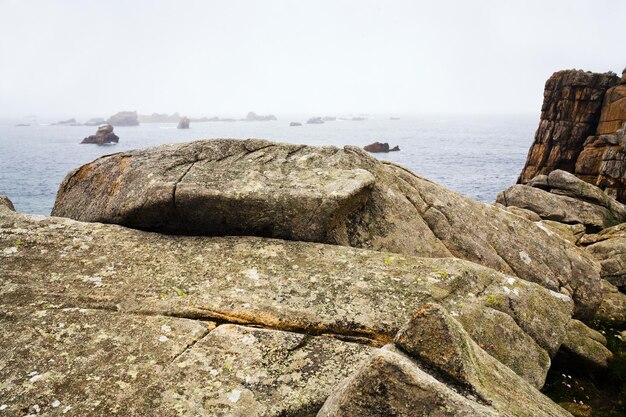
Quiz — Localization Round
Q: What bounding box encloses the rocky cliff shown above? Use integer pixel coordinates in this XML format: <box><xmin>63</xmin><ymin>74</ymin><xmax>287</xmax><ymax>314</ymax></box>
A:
<box><xmin>519</xmin><ymin>68</ymin><xmax>626</xmax><ymax>202</ymax></box>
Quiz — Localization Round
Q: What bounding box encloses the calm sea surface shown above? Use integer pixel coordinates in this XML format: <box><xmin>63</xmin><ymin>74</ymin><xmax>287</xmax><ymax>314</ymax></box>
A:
<box><xmin>0</xmin><ymin>115</ymin><xmax>537</xmax><ymax>215</ymax></box>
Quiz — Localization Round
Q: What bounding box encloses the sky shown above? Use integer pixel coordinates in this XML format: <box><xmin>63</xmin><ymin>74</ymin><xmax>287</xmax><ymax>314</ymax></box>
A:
<box><xmin>0</xmin><ymin>0</ymin><xmax>624</xmax><ymax>120</ymax></box>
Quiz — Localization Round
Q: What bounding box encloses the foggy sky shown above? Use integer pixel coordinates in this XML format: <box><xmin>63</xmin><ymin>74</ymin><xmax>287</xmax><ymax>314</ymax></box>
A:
<box><xmin>0</xmin><ymin>0</ymin><xmax>624</xmax><ymax>119</ymax></box>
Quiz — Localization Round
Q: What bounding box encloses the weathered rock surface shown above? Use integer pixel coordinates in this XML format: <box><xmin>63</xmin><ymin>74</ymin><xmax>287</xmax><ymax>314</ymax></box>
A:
<box><xmin>393</xmin><ymin>304</ymin><xmax>572</xmax><ymax>416</ymax></box>
<box><xmin>319</xmin><ymin>305</ymin><xmax>571</xmax><ymax>417</ymax></box>
<box><xmin>318</xmin><ymin>346</ymin><xmax>502</xmax><ymax>417</ymax></box>
<box><xmin>595</xmin><ymin>280</ymin><xmax>626</xmax><ymax>324</ymax></box>
<box><xmin>0</xmin><ymin>306</ymin><xmax>213</xmax><ymax>416</ymax></box>
<box><xmin>177</xmin><ymin>116</ymin><xmax>190</xmax><ymax>129</ymax></box>
<box><xmin>153</xmin><ymin>324</ymin><xmax>372</xmax><ymax>416</ymax></box>
<box><xmin>556</xmin><ymin>319</ymin><xmax>612</xmax><ymax>371</ymax></box>
<box><xmin>80</xmin><ymin>124</ymin><xmax>119</xmax><ymax>145</ymax></box>
<box><xmin>576</xmin><ymin>122</ymin><xmax>626</xmax><ymax>201</ymax></box>
<box><xmin>107</xmin><ymin>111</ymin><xmax>139</xmax><ymax>126</ymax></box>
<box><xmin>51</xmin><ymin>139</ymin><xmax>601</xmax><ymax>318</ymax></box>
<box><xmin>363</xmin><ymin>142</ymin><xmax>400</xmax><ymax>153</ymax></box>
<box><xmin>0</xmin><ymin>205</ymin><xmax>575</xmax><ymax>387</ymax></box>
<box><xmin>582</xmin><ymin>225</ymin><xmax>626</xmax><ymax>288</ymax></box>
<box><xmin>519</xmin><ymin>70</ymin><xmax>619</xmax><ymax>184</ymax></box>
<box><xmin>536</xmin><ymin>220</ymin><xmax>586</xmax><ymax>245</ymax></box>
<box><xmin>596</xmin><ymin>68</ymin><xmax>626</xmax><ymax>135</ymax></box>
<box><xmin>498</xmin><ymin>170</ymin><xmax>626</xmax><ymax>230</ymax></box>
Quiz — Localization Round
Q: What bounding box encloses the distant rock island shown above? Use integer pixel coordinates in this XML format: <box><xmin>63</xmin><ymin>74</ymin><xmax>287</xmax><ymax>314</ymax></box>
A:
<box><xmin>245</xmin><ymin>112</ymin><xmax>277</xmax><ymax>121</ymax></box>
<box><xmin>53</xmin><ymin>118</ymin><xmax>81</xmax><ymax>126</ymax></box>
<box><xmin>307</xmin><ymin>117</ymin><xmax>324</xmax><ymax>124</ymax></box>
<box><xmin>289</xmin><ymin>122</ymin><xmax>302</xmax><ymax>126</ymax></box>
<box><xmin>177</xmin><ymin>116</ymin><xmax>190</xmax><ymax>129</ymax></box>
<box><xmin>80</xmin><ymin>124</ymin><xmax>119</xmax><ymax>145</ymax></box>
<box><xmin>107</xmin><ymin>111</ymin><xmax>139</xmax><ymax>126</ymax></box>
<box><xmin>364</xmin><ymin>142</ymin><xmax>400</xmax><ymax>153</ymax></box>
<box><xmin>84</xmin><ymin>117</ymin><xmax>106</xmax><ymax>126</ymax></box>
<box><xmin>138</xmin><ymin>113</ymin><xmax>181</xmax><ymax>123</ymax></box>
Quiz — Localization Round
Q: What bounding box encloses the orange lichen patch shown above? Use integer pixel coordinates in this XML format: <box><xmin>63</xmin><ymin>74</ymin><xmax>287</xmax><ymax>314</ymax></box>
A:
<box><xmin>73</xmin><ymin>162</ymin><xmax>93</xmax><ymax>183</ymax></box>
<box><xmin>107</xmin><ymin>156</ymin><xmax>131</xmax><ymax>196</ymax></box>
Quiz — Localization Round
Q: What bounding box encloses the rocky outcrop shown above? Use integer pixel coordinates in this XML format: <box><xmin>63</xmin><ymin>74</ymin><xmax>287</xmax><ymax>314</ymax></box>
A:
<box><xmin>107</xmin><ymin>111</ymin><xmax>139</xmax><ymax>126</ymax></box>
<box><xmin>307</xmin><ymin>117</ymin><xmax>324</xmax><ymax>124</ymax></box>
<box><xmin>519</xmin><ymin>70</ymin><xmax>619</xmax><ymax>183</ymax></box>
<box><xmin>319</xmin><ymin>305</ymin><xmax>571</xmax><ymax>417</ymax></box>
<box><xmin>363</xmin><ymin>142</ymin><xmax>400</xmax><ymax>153</ymax></box>
<box><xmin>498</xmin><ymin>170</ymin><xmax>626</xmax><ymax>231</ymax></box>
<box><xmin>177</xmin><ymin>116</ymin><xmax>190</xmax><ymax>129</ymax></box>
<box><xmin>80</xmin><ymin>124</ymin><xmax>119</xmax><ymax>145</ymax></box>
<box><xmin>51</xmin><ymin>139</ymin><xmax>601</xmax><ymax>318</ymax></box>
<box><xmin>518</xmin><ymin>68</ymin><xmax>626</xmax><ymax>203</ymax></box>
<box><xmin>245</xmin><ymin>111</ymin><xmax>277</xmax><ymax>121</ymax></box>
<box><xmin>289</xmin><ymin>122</ymin><xmax>302</xmax><ymax>126</ymax></box>
<box><xmin>0</xmin><ymin>195</ymin><xmax>15</xmax><ymax>211</ymax></box>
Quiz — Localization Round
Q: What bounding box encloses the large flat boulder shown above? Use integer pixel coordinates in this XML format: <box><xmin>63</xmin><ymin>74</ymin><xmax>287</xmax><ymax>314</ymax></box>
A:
<box><xmin>51</xmin><ymin>139</ymin><xmax>601</xmax><ymax>318</ymax></box>
<box><xmin>0</xmin><ymin>205</ymin><xmax>573</xmax><ymax>388</ymax></box>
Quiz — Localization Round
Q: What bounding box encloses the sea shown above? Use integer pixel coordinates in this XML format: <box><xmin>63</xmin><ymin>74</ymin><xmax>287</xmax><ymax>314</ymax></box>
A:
<box><xmin>0</xmin><ymin>115</ymin><xmax>538</xmax><ymax>215</ymax></box>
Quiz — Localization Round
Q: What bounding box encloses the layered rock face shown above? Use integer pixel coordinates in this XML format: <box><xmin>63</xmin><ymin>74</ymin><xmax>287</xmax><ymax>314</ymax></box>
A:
<box><xmin>519</xmin><ymin>68</ymin><xmax>626</xmax><ymax>202</ymax></box>
<box><xmin>51</xmin><ymin>139</ymin><xmax>601</xmax><ymax>318</ymax></box>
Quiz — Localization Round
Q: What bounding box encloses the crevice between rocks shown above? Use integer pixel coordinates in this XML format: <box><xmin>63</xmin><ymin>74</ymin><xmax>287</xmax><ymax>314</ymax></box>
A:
<box><xmin>44</xmin><ymin>303</ymin><xmax>387</xmax><ymax>349</ymax></box>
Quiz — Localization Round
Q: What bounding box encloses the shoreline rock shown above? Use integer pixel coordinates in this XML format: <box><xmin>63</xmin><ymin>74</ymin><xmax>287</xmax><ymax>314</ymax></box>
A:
<box><xmin>363</xmin><ymin>141</ymin><xmax>400</xmax><ymax>153</ymax></box>
<box><xmin>80</xmin><ymin>124</ymin><xmax>119</xmax><ymax>145</ymax></box>
<box><xmin>177</xmin><ymin>116</ymin><xmax>190</xmax><ymax>129</ymax></box>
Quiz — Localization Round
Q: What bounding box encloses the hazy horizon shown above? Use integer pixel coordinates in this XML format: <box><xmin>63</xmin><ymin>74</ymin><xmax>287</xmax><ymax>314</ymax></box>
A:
<box><xmin>1</xmin><ymin>0</ymin><xmax>624</xmax><ymax>120</ymax></box>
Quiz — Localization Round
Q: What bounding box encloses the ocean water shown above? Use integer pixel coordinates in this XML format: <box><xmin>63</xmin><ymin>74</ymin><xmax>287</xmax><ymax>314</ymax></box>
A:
<box><xmin>0</xmin><ymin>115</ymin><xmax>537</xmax><ymax>215</ymax></box>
